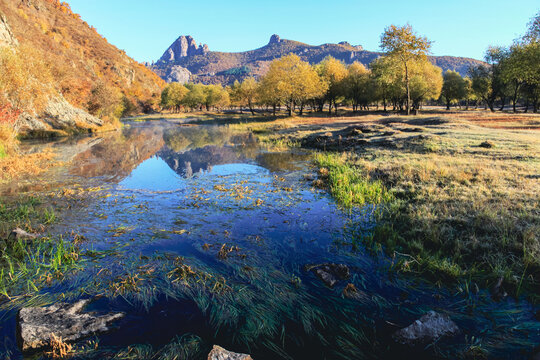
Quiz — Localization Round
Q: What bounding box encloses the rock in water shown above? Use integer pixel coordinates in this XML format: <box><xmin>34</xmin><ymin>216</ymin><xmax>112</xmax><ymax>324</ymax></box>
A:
<box><xmin>18</xmin><ymin>299</ymin><xmax>124</xmax><ymax>351</ymax></box>
<box><xmin>208</xmin><ymin>345</ymin><xmax>253</xmax><ymax>360</ymax></box>
<box><xmin>393</xmin><ymin>311</ymin><xmax>459</xmax><ymax>345</ymax></box>
<box><xmin>8</xmin><ymin>228</ymin><xmax>37</xmax><ymax>241</ymax></box>
<box><xmin>308</xmin><ymin>263</ymin><xmax>350</xmax><ymax>288</ymax></box>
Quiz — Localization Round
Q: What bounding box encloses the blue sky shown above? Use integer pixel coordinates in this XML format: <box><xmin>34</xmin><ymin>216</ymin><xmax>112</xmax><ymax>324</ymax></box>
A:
<box><xmin>68</xmin><ymin>0</ymin><xmax>538</xmax><ymax>62</ymax></box>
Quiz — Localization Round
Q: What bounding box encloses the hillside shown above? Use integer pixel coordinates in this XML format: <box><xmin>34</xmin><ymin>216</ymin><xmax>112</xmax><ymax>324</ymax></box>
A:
<box><xmin>150</xmin><ymin>34</ymin><xmax>485</xmax><ymax>85</ymax></box>
<box><xmin>0</xmin><ymin>0</ymin><xmax>165</xmax><ymax>137</ymax></box>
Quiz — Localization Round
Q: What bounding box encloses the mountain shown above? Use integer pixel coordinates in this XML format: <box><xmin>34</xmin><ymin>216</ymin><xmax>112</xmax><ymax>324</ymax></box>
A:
<box><xmin>150</xmin><ymin>34</ymin><xmax>485</xmax><ymax>85</ymax></box>
<box><xmin>0</xmin><ymin>0</ymin><xmax>164</xmax><ymax>137</ymax></box>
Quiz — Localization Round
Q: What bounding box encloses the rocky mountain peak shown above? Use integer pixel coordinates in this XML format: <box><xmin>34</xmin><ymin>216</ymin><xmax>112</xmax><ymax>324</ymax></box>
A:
<box><xmin>269</xmin><ymin>34</ymin><xmax>281</xmax><ymax>45</ymax></box>
<box><xmin>159</xmin><ymin>35</ymin><xmax>209</xmax><ymax>63</ymax></box>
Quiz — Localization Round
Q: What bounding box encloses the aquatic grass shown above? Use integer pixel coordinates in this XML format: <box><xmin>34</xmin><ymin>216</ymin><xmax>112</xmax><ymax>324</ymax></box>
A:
<box><xmin>0</xmin><ymin>235</ymin><xmax>82</xmax><ymax>299</ymax></box>
<box><xmin>314</xmin><ymin>152</ymin><xmax>393</xmax><ymax>208</ymax></box>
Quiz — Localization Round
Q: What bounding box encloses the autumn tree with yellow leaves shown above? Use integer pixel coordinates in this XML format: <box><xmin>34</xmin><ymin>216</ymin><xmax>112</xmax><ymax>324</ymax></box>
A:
<box><xmin>380</xmin><ymin>24</ymin><xmax>432</xmax><ymax>115</ymax></box>
<box><xmin>259</xmin><ymin>54</ymin><xmax>327</xmax><ymax>116</ymax></box>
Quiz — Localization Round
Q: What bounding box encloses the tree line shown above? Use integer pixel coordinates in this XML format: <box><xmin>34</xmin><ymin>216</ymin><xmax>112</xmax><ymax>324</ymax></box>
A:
<box><xmin>160</xmin><ymin>12</ymin><xmax>540</xmax><ymax>115</ymax></box>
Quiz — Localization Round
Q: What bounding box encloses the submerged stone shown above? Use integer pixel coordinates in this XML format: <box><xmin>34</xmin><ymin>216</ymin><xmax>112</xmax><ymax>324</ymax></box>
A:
<box><xmin>307</xmin><ymin>263</ymin><xmax>350</xmax><ymax>288</ymax></box>
<box><xmin>393</xmin><ymin>311</ymin><xmax>459</xmax><ymax>345</ymax></box>
<box><xmin>9</xmin><ymin>228</ymin><xmax>37</xmax><ymax>242</ymax></box>
<box><xmin>17</xmin><ymin>299</ymin><xmax>124</xmax><ymax>351</ymax></box>
<box><xmin>208</xmin><ymin>345</ymin><xmax>253</xmax><ymax>360</ymax></box>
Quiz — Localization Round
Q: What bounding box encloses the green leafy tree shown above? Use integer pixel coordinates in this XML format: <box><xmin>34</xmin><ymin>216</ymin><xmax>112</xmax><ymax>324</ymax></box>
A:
<box><xmin>380</xmin><ymin>24</ymin><xmax>432</xmax><ymax>115</ymax></box>
<box><xmin>182</xmin><ymin>84</ymin><xmax>206</xmax><ymax>111</ymax></box>
<box><xmin>441</xmin><ymin>70</ymin><xmax>468</xmax><ymax>110</ymax></box>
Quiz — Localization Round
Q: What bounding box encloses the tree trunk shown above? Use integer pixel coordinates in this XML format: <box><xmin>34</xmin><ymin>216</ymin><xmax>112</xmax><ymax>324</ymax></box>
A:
<box><xmin>404</xmin><ymin>61</ymin><xmax>411</xmax><ymax>115</ymax></box>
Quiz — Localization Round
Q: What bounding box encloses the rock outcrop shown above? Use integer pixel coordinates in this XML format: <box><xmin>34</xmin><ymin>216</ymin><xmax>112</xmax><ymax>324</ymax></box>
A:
<box><xmin>0</xmin><ymin>12</ymin><xmax>17</xmax><ymax>47</ymax></box>
<box><xmin>393</xmin><ymin>311</ymin><xmax>459</xmax><ymax>345</ymax></box>
<box><xmin>159</xmin><ymin>35</ymin><xmax>209</xmax><ymax>62</ymax></box>
<box><xmin>163</xmin><ymin>65</ymin><xmax>192</xmax><ymax>84</ymax></box>
<box><xmin>269</xmin><ymin>34</ymin><xmax>281</xmax><ymax>44</ymax></box>
<box><xmin>17</xmin><ymin>299</ymin><xmax>124</xmax><ymax>351</ymax></box>
<box><xmin>208</xmin><ymin>345</ymin><xmax>253</xmax><ymax>360</ymax></box>
<box><xmin>17</xmin><ymin>96</ymin><xmax>103</xmax><ymax>136</ymax></box>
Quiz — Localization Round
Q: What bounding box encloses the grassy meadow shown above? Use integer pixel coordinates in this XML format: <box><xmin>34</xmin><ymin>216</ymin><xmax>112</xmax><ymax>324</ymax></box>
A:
<box><xmin>220</xmin><ymin>109</ymin><xmax>540</xmax><ymax>297</ymax></box>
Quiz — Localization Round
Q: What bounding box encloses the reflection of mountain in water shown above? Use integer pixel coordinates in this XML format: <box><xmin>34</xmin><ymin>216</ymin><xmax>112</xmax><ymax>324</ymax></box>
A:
<box><xmin>159</xmin><ymin>127</ymin><xmax>259</xmax><ymax>177</ymax></box>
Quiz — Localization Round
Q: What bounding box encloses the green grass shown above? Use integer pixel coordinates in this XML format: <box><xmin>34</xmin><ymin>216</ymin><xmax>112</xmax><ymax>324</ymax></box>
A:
<box><xmin>0</xmin><ymin>197</ymin><xmax>56</xmax><ymax>236</ymax></box>
<box><xmin>0</xmin><ymin>235</ymin><xmax>82</xmax><ymax>299</ymax></box>
<box><xmin>314</xmin><ymin>153</ymin><xmax>393</xmax><ymax>208</ymax></box>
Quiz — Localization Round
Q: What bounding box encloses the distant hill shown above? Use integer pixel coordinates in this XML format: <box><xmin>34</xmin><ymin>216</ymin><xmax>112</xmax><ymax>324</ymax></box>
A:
<box><xmin>150</xmin><ymin>34</ymin><xmax>485</xmax><ymax>85</ymax></box>
<box><xmin>0</xmin><ymin>0</ymin><xmax>164</xmax><ymax>136</ymax></box>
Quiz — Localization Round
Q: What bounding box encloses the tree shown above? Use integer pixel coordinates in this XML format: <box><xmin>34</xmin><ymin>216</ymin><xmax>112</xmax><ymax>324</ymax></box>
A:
<box><xmin>87</xmin><ymin>81</ymin><xmax>123</xmax><ymax>120</ymax></box>
<box><xmin>371</xmin><ymin>56</ymin><xmax>402</xmax><ymax>111</ymax></box>
<box><xmin>259</xmin><ymin>54</ymin><xmax>327</xmax><ymax>116</ymax></box>
<box><xmin>380</xmin><ymin>24</ymin><xmax>432</xmax><ymax>115</ymax></box>
<box><xmin>344</xmin><ymin>62</ymin><xmax>373</xmax><ymax>111</ymax></box>
<box><xmin>182</xmin><ymin>84</ymin><xmax>206</xmax><ymax>110</ymax></box>
<box><xmin>203</xmin><ymin>84</ymin><xmax>230</xmax><ymax>111</ymax></box>
<box><xmin>318</xmin><ymin>56</ymin><xmax>348</xmax><ymax>114</ymax></box>
<box><xmin>408</xmin><ymin>59</ymin><xmax>443</xmax><ymax>110</ymax></box>
<box><xmin>441</xmin><ymin>70</ymin><xmax>468</xmax><ymax>110</ymax></box>
<box><xmin>230</xmin><ymin>78</ymin><xmax>259</xmax><ymax>115</ymax></box>
<box><xmin>161</xmin><ymin>83</ymin><xmax>189</xmax><ymax>112</ymax></box>
<box><xmin>469</xmin><ymin>46</ymin><xmax>508</xmax><ymax>112</ymax></box>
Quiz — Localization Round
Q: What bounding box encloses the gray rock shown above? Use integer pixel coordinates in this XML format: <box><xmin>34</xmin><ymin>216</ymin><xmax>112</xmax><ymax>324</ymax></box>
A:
<box><xmin>308</xmin><ymin>263</ymin><xmax>350</xmax><ymax>288</ymax></box>
<box><xmin>164</xmin><ymin>65</ymin><xmax>192</xmax><ymax>84</ymax></box>
<box><xmin>16</xmin><ymin>96</ymin><xmax>103</xmax><ymax>135</ymax></box>
<box><xmin>269</xmin><ymin>34</ymin><xmax>281</xmax><ymax>44</ymax></box>
<box><xmin>0</xmin><ymin>13</ymin><xmax>18</xmax><ymax>47</ymax></box>
<box><xmin>208</xmin><ymin>345</ymin><xmax>253</xmax><ymax>360</ymax></box>
<box><xmin>17</xmin><ymin>299</ymin><xmax>124</xmax><ymax>351</ymax></box>
<box><xmin>159</xmin><ymin>35</ymin><xmax>209</xmax><ymax>62</ymax></box>
<box><xmin>8</xmin><ymin>228</ymin><xmax>37</xmax><ymax>242</ymax></box>
<box><xmin>393</xmin><ymin>311</ymin><xmax>459</xmax><ymax>345</ymax></box>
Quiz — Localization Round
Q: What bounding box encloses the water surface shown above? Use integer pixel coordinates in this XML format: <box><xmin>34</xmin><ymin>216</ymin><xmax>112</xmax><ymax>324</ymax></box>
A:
<box><xmin>1</xmin><ymin>120</ymin><xmax>539</xmax><ymax>359</ymax></box>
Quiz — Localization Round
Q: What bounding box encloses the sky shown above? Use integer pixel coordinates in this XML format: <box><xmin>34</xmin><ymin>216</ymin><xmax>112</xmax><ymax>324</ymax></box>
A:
<box><xmin>67</xmin><ymin>0</ymin><xmax>538</xmax><ymax>63</ymax></box>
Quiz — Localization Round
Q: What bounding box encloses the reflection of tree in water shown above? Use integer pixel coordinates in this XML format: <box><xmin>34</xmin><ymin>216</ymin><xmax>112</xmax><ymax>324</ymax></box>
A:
<box><xmin>256</xmin><ymin>152</ymin><xmax>310</xmax><ymax>173</ymax></box>
<box><xmin>69</xmin><ymin>125</ymin><xmax>165</xmax><ymax>181</ymax></box>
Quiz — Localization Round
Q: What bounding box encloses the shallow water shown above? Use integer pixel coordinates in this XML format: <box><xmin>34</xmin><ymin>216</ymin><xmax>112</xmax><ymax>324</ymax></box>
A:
<box><xmin>1</xmin><ymin>120</ymin><xmax>539</xmax><ymax>359</ymax></box>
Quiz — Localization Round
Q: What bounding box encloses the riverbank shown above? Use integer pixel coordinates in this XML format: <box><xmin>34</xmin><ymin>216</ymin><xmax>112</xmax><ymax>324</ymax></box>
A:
<box><xmin>223</xmin><ymin>111</ymin><xmax>540</xmax><ymax>298</ymax></box>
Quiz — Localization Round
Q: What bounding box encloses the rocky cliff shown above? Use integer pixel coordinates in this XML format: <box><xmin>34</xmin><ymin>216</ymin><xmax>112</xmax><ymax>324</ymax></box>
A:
<box><xmin>150</xmin><ymin>34</ymin><xmax>485</xmax><ymax>85</ymax></box>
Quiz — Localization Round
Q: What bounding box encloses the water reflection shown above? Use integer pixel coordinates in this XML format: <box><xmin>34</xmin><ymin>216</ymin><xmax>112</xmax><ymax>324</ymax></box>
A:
<box><xmin>1</xmin><ymin>121</ymin><xmax>308</xmax><ymax>195</ymax></box>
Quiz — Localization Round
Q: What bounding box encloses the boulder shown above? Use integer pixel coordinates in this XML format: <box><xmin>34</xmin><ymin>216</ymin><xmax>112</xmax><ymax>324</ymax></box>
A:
<box><xmin>164</xmin><ymin>65</ymin><xmax>192</xmax><ymax>84</ymax></box>
<box><xmin>18</xmin><ymin>299</ymin><xmax>124</xmax><ymax>351</ymax></box>
<box><xmin>393</xmin><ymin>311</ymin><xmax>459</xmax><ymax>345</ymax></box>
<box><xmin>208</xmin><ymin>345</ymin><xmax>253</xmax><ymax>360</ymax></box>
<box><xmin>307</xmin><ymin>263</ymin><xmax>350</xmax><ymax>288</ymax></box>
<box><xmin>8</xmin><ymin>228</ymin><xmax>37</xmax><ymax>242</ymax></box>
